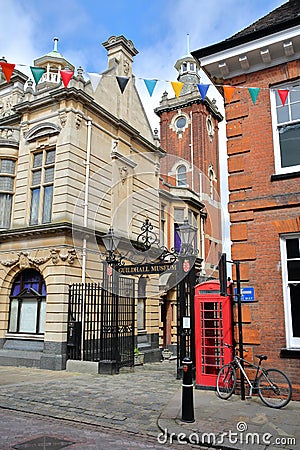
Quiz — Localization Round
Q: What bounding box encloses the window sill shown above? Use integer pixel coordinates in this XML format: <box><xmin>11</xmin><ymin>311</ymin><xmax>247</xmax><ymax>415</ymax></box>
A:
<box><xmin>271</xmin><ymin>171</ymin><xmax>300</xmax><ymax>181</ymax></box>
<box><xmin>5</xmin><ymin>333</ymin><xmax>44</xmax><ymax>340</ymax></box>
<box><xmin>280</xmin><ymin>348</ymin><xmax>300</xmax><ymax>359</ymax></box>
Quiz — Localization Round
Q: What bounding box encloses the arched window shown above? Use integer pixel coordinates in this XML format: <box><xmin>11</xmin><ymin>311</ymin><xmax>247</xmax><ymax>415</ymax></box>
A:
<box><xmin>8</xmin><ymin>269</ymin><xmax>46</xmax><ymax>335</ymax></box>
<box><xmin>208</xmin><ymin>166</ymin><xmax>215</xmax><ymax>200</ymax></box>
<box><xmin>176</xmin><ymin>165</ymin><xmax>187</xmax><ymax>186</ymax></box>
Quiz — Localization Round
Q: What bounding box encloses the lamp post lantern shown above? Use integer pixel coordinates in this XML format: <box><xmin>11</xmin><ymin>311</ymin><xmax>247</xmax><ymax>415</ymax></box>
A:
<box><xmin>102</xmin><ymin>227</ymin><xmax>120</xmax><ymax>262</ymax></box>
<box><xmin>177</xmin><ymin>219</ymin><xmax>197</xmax><ymax>255</ymax></box>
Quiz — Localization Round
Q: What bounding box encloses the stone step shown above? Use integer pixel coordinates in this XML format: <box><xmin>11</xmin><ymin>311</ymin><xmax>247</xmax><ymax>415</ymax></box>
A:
<box><xmin>0</xmin><ymin>349</ymin><xmax>43</xmax><ymax>368</ymax></box>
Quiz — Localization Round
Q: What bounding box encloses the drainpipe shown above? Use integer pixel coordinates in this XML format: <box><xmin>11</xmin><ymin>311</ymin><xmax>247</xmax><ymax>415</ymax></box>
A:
<box><xmin>81</xmin><ymin>119</ymin><xmax>92</xmax><ymax>360</ymax></box>
<box><xmin>200</xmin><ymin>214</ymin><xmax>205</xmax><ymax>276</ymax></box>
<box><xmin>190</xmin><ymin>112</ymin><xmax>194</xmax><ymax>191</ymax></box>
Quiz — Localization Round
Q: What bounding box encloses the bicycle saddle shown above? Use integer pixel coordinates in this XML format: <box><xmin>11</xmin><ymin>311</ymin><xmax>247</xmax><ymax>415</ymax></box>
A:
<box><xmin>255</xmin><ymin>354</ymin><xmax>268</xmax><ymax>361</ymax></box>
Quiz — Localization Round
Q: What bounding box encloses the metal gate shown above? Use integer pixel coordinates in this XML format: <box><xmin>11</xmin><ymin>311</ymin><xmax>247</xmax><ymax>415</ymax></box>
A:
<box><xmin>67</xmin><ymin>276</ymin><xmax>135</xmax><ymax>371</ymax></box>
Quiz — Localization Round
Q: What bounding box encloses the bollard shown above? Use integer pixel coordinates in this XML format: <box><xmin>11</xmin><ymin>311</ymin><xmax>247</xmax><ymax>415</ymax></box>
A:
<box><xmin>181</xmin><ymin>356</ymin><xmax>195</xmax><ymax>423</ymax></box>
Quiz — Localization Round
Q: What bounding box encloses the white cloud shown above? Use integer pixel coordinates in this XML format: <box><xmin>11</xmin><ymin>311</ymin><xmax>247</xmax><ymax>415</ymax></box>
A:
<box><xmin>0</xmin><ymin>1</ymin><xmax>39</xmax><ymax>64</ymax></box>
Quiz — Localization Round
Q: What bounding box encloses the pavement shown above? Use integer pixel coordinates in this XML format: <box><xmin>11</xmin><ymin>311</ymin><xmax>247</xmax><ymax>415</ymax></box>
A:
<box><xmin>0</xmin><ymin>360</ymin><xmax>298</xmax><ymax>450</ymax></box>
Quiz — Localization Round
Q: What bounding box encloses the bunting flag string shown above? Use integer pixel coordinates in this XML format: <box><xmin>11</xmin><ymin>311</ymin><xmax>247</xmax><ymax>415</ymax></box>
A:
<box><xmin>197</xmin><ymin>83</ymin><xmax>210</xmax><ymax>100</ymax></box>
<box><xmin>0</xmin><ymin>62</ymin><xmax>15</xmax><ymax>83</ymax></box>
<box><xmin>248</xmin><ymin>87</ymin><xmax>260</xmax><ymax>104</ymax></box>
<box><xmin>0</xmin><ymin>59</ymin><xmax>293</xmax><ymax>106</ymax></box>
<box><xmin>87</xmin><ymin>73</ymin><xmax>102</xmax><ymax>92</ymax></box>
<box><xmin>223</xmin><ymin>86</ymin><xmax>235</xmax><ymax>103</ymax></box>
<box><xmin>171</xmin><ymin>81</ymin><xmax>184</xmax><ymax>98</ymax></box>
<box><xmin>116</xmin><ymin>76</ymin><xmax>129</xmax><ymax>93</ymax></box>
<box><xmin>60</xmin><ymin>69</ymin><xmax>74</xmax><ymax>88</ymax></box>
<box><xmin>278</xmin><ymin>89</ymin><xmax>289</xmax><ymax>106</ymax></box>
<box><xmin>30</xmin><ymin>66</ymin><xmax>45</xmax><ymax>84</ymax></box>
<box><xmin>144</xmin><ymin>79</ymin><xmax>158</xmax><ymax>96</ymax></box>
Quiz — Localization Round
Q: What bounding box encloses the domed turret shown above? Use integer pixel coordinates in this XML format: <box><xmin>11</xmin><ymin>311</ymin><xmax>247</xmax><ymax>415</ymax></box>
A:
<box><xmin>174</xmin><ymin>54</ymin><xmax>201</xmax><ymax>96</ymax></box>
<box><xmin>33</xmin><ymin>38</ymin><xmax>74</xmax><ymax>87</ymax></box>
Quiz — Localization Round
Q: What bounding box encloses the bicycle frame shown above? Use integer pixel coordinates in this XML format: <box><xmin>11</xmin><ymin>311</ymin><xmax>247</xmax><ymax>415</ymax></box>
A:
<box><xmin>232</xmin><ymin>355</ymin><xmax>264</xmax><ymax>398</ymax></box>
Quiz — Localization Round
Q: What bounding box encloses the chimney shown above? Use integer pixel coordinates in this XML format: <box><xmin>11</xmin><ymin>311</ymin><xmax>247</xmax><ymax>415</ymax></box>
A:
<box><xmin>102</xmin><ymin>35</ymin><xmax>138</xmax><ymax>77</ymax></box>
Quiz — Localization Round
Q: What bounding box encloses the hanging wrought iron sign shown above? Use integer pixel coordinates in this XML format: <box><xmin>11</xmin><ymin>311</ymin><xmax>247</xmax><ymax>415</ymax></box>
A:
<box><xmin>118</xmin><ymin>261</ymin><xmax>177</xmax><ymax>275</ymax></box>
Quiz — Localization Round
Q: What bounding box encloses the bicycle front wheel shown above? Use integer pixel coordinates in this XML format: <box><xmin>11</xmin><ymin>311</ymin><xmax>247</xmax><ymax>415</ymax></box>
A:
<box><xmin>258</xmin><ymin>368</ymin><xmax>292</xmax><ymax>408</ymax></box>
<box><xmin>216</xmin><ymin>364</ymin><xmax>236</xmax><ymax>400</ymax></box>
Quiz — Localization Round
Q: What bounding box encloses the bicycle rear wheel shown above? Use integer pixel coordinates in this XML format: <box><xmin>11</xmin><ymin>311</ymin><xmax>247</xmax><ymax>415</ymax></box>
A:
<box><xmin>258</xmin><ymin>368</ymin><xmax>292</xmax><ymax>408</ymax></box>
<box><xmin>216</xmin><ymin>364</ymin><xmax>236</xmax><ymax>399</ymax></box>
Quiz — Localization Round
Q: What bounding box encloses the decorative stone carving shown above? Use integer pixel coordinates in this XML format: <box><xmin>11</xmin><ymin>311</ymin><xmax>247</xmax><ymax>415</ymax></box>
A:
<box><xmin>123</xmin><ymin>59</ymin><xmax>130</xmax><ymax>75</ymax></box>
<box><xmin>21</xmin><ymin>122</ymin><xmax>29</xmax><ymax>137</ymax></box>
<box><xmin>206</xmin><ymin>115</ymin><xmax>215</xmax><ymax>142</ymax></box>
<box><xmin>119</xmin><ymin>166</ymin><xmax>128</xmax><ymax>184</ymax></box>
<box><xmin>0</xmin><ymin>249</ymin><xmax>77</xmax><ymax>268</ymax></box>
<box><xmin>59</xmin><ymin>111</ymin><xmax>67</xmax><ymax>127</ymax></box>
<box><xmin>58</xmin><ymin>249</ymin><xmax>76</xmax><ymax>265</ymax></box>
<box><xmin>75</xmin><ymin>113</ymin><xmax>83</xmax><ymax>129</ymax></box>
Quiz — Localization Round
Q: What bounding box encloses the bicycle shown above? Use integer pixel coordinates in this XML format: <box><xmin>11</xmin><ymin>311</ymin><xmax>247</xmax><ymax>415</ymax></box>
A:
<box><xmin>216</xmin><ymin>343</ymin><xmax>292</xmax><ymax>408</ymax></box>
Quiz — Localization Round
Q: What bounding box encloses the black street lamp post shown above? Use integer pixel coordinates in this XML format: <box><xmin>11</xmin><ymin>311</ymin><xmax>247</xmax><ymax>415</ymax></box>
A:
<box><xmin>176</xmin><ymin>219</ymin><xmax>198</xmax><ymax>379</ymax></box>
<box><xmin>101</xmin><ymin>227</ymin><xmax>121</xmax><ymax>374</ymax></box>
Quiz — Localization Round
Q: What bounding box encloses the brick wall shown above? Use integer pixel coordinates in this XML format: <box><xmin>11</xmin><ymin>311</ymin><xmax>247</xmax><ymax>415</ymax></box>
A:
<box><xmin>225</xmin><ymin>62</ymin><xmax>300</xmax><ymax>397</ymax></box>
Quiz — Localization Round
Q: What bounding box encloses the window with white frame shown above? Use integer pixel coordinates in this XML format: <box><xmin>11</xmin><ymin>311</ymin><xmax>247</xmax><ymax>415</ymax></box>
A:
<box><xmin>8</xmin><ymin>269</ymin><xmax>46</xmax><ymax>335</ymax></box>
<box><xmin>176</xmin><ymin>165</ymin><xmax>187</xmax><ymax>186</ymax></box>
<box><xmin>30</xmin><ymin>149</ymin><xmax>55</xmax><ymax>225</ymax></box>
<box><xmin>0</xmin><ymin>158</ymin><xmax>15</xmax><ymax>228</ymax></box>
<box><xmin>271</xmin><ymin>82</ymin><xmax>300</xmax><ymax>174</ymax></box>
<box><xmin>280</xmin><ymin>234</ymin><xmax>300</xmax><ymax>348</ymax></box>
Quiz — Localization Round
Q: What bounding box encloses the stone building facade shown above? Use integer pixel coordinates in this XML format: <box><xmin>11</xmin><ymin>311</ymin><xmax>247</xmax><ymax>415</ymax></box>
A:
<box><xmin>0</xmin><ymin>36</ymin><xmax>163</xmax><ymax>369</ymax></box>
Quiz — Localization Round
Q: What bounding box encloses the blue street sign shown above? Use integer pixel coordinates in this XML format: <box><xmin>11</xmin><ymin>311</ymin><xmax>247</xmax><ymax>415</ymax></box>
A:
<box><xmin>234</xmin><ymin>287</ymin><xmax>255</xmax><ymax>302</ymax></box>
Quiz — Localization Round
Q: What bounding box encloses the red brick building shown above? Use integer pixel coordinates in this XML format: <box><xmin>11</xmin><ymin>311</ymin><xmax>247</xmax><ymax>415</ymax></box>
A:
<box><xmin>193</xmin><ymin>0</ymin><xmax>300</xmax><ymax>397</ymax></box>
<box><xmin>154</xmin><ymin>55</ymin><xmax>223</xmax><ymax>353</ymax></box>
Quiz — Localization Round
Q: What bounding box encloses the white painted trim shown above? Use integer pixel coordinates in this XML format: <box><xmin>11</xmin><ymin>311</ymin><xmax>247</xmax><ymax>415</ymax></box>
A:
<box><xmin>199</xmin><ymin>25</ymin><xmax>300</xmax><ymax>67</ymax></box>
<box><xmin>280</xmin><ymin>235</ymin><xmax>300</xmax><ymax>349</ymax></box>
<box><xmin>270</xmin><ymin>82</ymin><xmax>300</xmax><ymax>175</ymax></box>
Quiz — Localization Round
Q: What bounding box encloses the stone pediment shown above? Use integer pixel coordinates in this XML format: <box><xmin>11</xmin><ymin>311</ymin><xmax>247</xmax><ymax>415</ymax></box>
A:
<box><xmin>25</xmin><ymin>122</ymin><xmax>60</xmax><ymax>142</ymax></box>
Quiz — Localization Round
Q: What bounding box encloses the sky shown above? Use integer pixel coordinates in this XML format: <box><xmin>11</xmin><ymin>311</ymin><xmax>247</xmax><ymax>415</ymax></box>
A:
<box><xmin>0</xmin><ymin>0</ymin><xmax>286</xmax><ymax>256</ymax></box>
<box><xmin>1</xmin><ymin>0</ymin><xmax>285</xmax><ymax>129</ymax></box>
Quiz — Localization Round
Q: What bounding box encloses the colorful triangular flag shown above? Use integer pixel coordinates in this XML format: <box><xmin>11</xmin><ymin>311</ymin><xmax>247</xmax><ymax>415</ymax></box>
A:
<box><xmin>88</xmin><ymin>73</ymin><xmax>102</xmax><ymax>92</ymax></box>
<box><xmin>248</xmin><ymin>87</ymin><xmax>260</xmax><ymax>104</ymax></box>
<box><xmin>278</xmin><ymin>89</ymin><xmax>289</xmax><ymax>106</ymax></box>
<box><xmin>171</xmin><ymin>81</ymin><xmax>184</xmax><ymax>98</ymax></box>
<box><xmin>116</xmin><ymin>76</ymin><xmax>129</xmax><ymax>93</ymax></box>
<box><xmin>143</xmin><ymin>79</ymin><xmax>158</xmax><ymax>96</ymax></box>
<box><xmin>0</xmin><ymin>62</ymin><xmax>15</xmax><ymax>83</ymax></box>
<box><xmin>60</xmin><ymin>69</ymin><xmax>74</xmax><ymax>88</ymax></box>
<box><xmin>223</xmin><ymin>86</ymin><xmax>235</xmax><ymax>103</ymax></box>
<box><xmin>30</xmin><ymin>66</ymin><xmax>45</xmax><ymax>85</ymax></box>
<box><xmin>197</xmin><ymin>84</ymin><xmax>210</xmax><ymax>100</ymax></box>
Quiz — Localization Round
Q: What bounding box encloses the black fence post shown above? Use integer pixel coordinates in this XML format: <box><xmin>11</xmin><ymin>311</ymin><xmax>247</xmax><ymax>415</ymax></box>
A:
<box><xmin>181</xmin><ymin>357</ymin><xmax>195</xmax><ymax>423</ymax></box>
<box><xmin>235</xmin><ymin>261</ymin><xmax>245</xmax><ymax>401</ymax></box>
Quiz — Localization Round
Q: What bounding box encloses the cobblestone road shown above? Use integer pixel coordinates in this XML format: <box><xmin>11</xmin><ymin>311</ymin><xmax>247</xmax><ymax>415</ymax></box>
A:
<box><xmin>0</xmin><ymin>408</ymin><xmax>202</xmax><ymax>449</ymax></box>
<box><xmin>0</xmin><ymin>361</ymin><xmax>180</xmax><ymax>439</ymax></box>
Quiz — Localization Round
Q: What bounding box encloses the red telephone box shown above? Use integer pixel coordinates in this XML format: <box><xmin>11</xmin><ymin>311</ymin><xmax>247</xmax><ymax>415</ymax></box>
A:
<box><xmin>194</xmin><ymin>280</ymin><xmax>233</xmax><ymax>388</ymax></box>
